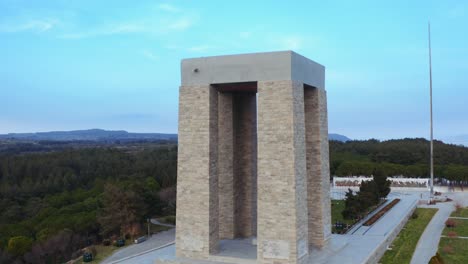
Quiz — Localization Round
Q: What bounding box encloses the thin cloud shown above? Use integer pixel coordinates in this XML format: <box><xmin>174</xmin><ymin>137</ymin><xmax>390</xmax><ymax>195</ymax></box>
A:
<box><xmin>448</xmin><ymin>5</ymin><xmax>465</xmax><ymax>18</ymax></box>
<box><xmin>280</xmin><ymin>36</ymin><xmax>303</xmax><ymax>50</ymax></box>
<box><xmin>188</xmin><ymin>45</ymin><xmax>216</xmax><ymax>53</ymax></box>
<box><xmin>167</xmin><ymin>17</ymin><xmax>194</xmax><ymax>30</ymax></box>
<box><xmin>158</xmin><ymin>4</ymin><xmax>180</xmax><ymax>13</ymax></box>
<box><xmin>142</xmin><ymin>50</ymin><xmax>158</xmax><ymax>61</ymax></box>
<box><xmin>59</xmin><ymin>16</ymin><xmax>196</xmax><ymax>39</ymax></box>
<box><xmin>239</xmin><ymin>31</ymin><xmax>252</xmax><ymax>39</ymax></box>
<box><xmin>0</xmin><ymin>18</ymin><xmax>59</xmax><ymax>33</ymax></box>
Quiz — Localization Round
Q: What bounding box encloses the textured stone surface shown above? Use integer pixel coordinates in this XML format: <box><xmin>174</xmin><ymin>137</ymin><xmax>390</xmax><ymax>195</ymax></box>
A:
<box><xmin>176</xmin><ymin>84</ymin><xmax>219</xmax><ymax>259</ymax></box>
<box><xmin>233</xmin><ymin>93</ymin><xmax>257</xmax><ymax>238</ymax></box>
<box><xmin>257</xmin><ymin>80</ymin><xmax>309</xmax><ymax>264</ymax></box>
<box><xmin>304</xmin><ymin>86</ymin><xmax>331</xmax><ymax>248</ymax></box>
<box><xmin>218</xmin><ymin>92</ymin><xmax>235</xmax><ymax>239</ymax></box>
<box><xmin>176</xmin><ymin>51</ymin><xmax>329</xmax><ymax>264</ymax></box>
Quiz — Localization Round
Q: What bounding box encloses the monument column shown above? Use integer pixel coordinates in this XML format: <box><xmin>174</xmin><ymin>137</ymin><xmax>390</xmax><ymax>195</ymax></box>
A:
<box><xmin>176</xmin><ymin>84</ymin><xmax>219</xmax><ymax>259</ymax></box>
<box><xmin>304</xmin><ymin>86</ymin><xmax>331</xmax><ymax>248</ymax></box>
<box><xmin>257</xmin><ymin>80</ymin><xmax>309</xmax><ymax>264</ymax></box>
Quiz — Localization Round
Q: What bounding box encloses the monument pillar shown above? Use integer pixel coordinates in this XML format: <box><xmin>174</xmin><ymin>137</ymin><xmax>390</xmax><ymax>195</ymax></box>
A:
<box><xmin>176</xmin><ymin>84</ymin><xmax>219</xmax><ymax>259</ymax></box>
<box><xmin>305</xmin><ymin>86</ymin><xmax>331</xmax><ymax>248</ymax></box>
<box><xmin>257</xmin><ymin>80</ymin><xmax>309</xmax><ymax>264</ymax></box>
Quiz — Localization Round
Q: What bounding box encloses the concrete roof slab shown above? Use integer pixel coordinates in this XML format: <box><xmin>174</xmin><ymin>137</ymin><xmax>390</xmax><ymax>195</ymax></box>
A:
<box><xmin>181</xmin><ymin>51</ymin><xmax>325</xmax><ymax>89</ymax></box>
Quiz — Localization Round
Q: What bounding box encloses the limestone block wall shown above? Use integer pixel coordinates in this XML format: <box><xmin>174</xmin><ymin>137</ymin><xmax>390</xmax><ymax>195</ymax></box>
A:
<box><xmin>218</xmin><ymin>92</ymin><xmax>258</xmax><ymax>240</ymax></box>
<box><xmin>176</xmin><ymin>85</ymin><xmax>219</xmax><ymax>259</ymax></box>
<box><xmin>233</xmin><ymin>93</ymin><xmax>257</xmax><ymax>238</ymax></box>
<box><xmin>218</xmin><ymin>92</ymin><xmax>235</xmax><ymax>239</ymax></box>
<box><xmin>304</xmin><ymin>87</ymin><xmax>331</xmax><ymax>248</ymax></box>
<box><xmin>257</xmin><ymin>80</ymin><xmax>309</xmax><ymax>264</ymax></box>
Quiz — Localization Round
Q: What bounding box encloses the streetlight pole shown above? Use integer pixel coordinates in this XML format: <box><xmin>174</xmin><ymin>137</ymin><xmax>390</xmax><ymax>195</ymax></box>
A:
<box><xmin>428</xmin><ymin>22</ymin><xmax>434</xmax><ymax>199</ymax></box>
<box><xmin>147</xmin><ymin>218</ymin><xmax>150</xmax><ymax>237</ymax></box>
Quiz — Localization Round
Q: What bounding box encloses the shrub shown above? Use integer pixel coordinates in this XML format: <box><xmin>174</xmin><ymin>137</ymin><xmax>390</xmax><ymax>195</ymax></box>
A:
<box><xmin>442</xmin><ymin>245</ymin><xmax>454</xmax><ymax>254</ymax></box>
<box><xmin>85</xmin><ymin>246</ymin><xmax>97</xmax><ymax>256</ymax></box>
<box><xmin>445</xmin><ymin>219</ymin><xmax>457</xmax><ymax>228</ymax></box>
<box><xmin>428</xmin><ymin>252</ymin><xmax>445</xmax><ymax>264</ymax></box>
<box><xmin>164</xmin><ymin>215</ymin><xmax>176</xmax><ymax>225</ymax></box>
<box><xmin>102</xmin><ymin>239</ymin><xmax>111</xmax><ymax>246</ymax></box>
<box><xmin>7</xmin><ymin>236</ymin><xmax>33</xmax><ymax>256</ymax></box>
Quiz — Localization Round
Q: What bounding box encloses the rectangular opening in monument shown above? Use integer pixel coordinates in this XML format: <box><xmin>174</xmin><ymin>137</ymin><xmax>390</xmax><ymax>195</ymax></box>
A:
<box><xmin>215</xmin><ymin>82</ymin><xmax>258</xmax><ymax>258</ymax></box>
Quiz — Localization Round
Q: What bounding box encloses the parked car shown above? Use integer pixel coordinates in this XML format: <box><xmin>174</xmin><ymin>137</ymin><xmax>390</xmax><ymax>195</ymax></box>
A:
<box><xmin>134</xmin><ymin>236</ymin><xmax>147</xmax><ymax>244</ymax></box>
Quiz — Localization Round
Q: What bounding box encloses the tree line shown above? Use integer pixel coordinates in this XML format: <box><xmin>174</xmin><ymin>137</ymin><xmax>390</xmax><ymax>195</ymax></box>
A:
<box><xmin>330</xmin><ymin>138</ymin><xmax>468</xmax><ymax>181</ymax></box>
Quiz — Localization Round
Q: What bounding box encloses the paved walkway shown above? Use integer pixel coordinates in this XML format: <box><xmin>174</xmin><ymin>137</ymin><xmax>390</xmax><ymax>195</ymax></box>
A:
<box><xmin>410</xmin><ymin>203</ymin><xmax>454</xmax><ymax>264</ymax></box>
<box><xmin>101</xmin><ymin>229</ymin><xmax>175</xmax><ymax>264</ymax></box>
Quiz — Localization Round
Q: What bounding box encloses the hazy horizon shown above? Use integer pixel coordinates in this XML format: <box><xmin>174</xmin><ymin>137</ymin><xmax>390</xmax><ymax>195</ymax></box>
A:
<box><xmin>1</xmin><ymin>1</ymin><xmax>467</xmax><ymax>143</ymax></box>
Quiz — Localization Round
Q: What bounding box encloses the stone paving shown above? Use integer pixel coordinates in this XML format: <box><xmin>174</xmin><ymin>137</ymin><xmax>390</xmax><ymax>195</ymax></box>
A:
<box><xmin>101</xmin><ymin>229</ymin><xmax>175</xmax><ymax>264</ymax></box>
<box><xmin>105</xmin><ymin>191</ymin><xmax>468</xmax><ymax>264</ymax></box>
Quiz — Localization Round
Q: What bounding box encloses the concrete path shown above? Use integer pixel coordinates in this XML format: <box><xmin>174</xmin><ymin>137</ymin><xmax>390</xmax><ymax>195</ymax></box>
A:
<box><xmin>151</xmin><ymin>219</ymin><xmax>175</xmax><ymax>228</ymax></box>
<box><xmin>410</xmin><ymin>203</ymin><xmax>454</xmax><ymax>264</ymax></box>
<box><xmin>101</xmin><ymin>229</ymin><xmax>175</xmax><ymax>264</ymax></box>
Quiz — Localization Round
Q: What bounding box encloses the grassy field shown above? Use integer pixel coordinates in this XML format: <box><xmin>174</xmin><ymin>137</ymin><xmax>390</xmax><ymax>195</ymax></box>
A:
<box><xmin>438</xmin><ymin>237</ymin><xmax>468</xmax><ymax>264</ymax></box>
<box><xmin>331</xmin><ymin>200</ymin><xmax>355</xmax><ymax>233</ymax></box>
<box><xmin>451</xmin><ymin>207</ymin><xmax>468</xmax><ymax>218</ymax></box>
<box><xmin>443</xmin><ymin>219</ymin><xmax>468</xmax><ymax>237</ymax></box>
<box><xmin>379</xmin><ymin>208</ymin><xmax>438</xmax><ymax>264</ymax></box>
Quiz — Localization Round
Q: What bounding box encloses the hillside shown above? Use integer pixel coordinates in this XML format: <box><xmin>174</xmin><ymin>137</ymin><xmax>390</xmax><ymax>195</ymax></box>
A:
<box><xmin>0</xmin><ymin>129</ymin><xmax>177</xmax><ymax>141</ymax></box>
<box><xmin>330</xmin><ymin>138</ymin><xmax>468</xmax><ymax>179</ymax></box>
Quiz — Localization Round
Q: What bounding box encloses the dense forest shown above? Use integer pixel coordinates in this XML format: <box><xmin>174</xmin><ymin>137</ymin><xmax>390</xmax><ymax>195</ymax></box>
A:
<box><xmin>0</xmin><ymin>138</ymin><xmax>467</xmax><ymax>263</ymax></box>
<box><xmin>0</xmin><ymin>145</ymin><xmax>177</xmax><ymax>263</ymax></box>
<box><xmin>330</xmin><ymin>138</ymin><xmax>468</xmax><ymax>181</ymax></box>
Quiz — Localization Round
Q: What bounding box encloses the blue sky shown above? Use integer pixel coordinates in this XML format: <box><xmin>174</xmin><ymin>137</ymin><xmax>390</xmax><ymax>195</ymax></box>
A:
<box><xmin>1</xmin><ymin>0</ymin><xmax>467</xmax><ymax>142</ymax></box>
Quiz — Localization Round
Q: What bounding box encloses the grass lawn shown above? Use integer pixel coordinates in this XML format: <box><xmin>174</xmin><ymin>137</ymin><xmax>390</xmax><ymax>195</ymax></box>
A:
<box><xmin>451</xmin><ymin>207</ymin><xmax>468</xmax><ymax>218</ymax></box>
<box><xmin>443</xmin><ymin>219</ymin><xmax>468</xmax><ymax>237</ymax></box>
<box><xmin>438</xmin><ymin>237</ymin><xmax>468</xmax><ymax>264</ymax></box>
<box><xmin>331</xmin><ymin>200</ymin><xmax>354</xmax><ymax>233</ymax></box>
<box><xmin>151</xmin><ymin>224</ymin><xmax>172</xmax><ymax>233</ymax></box>
<box><xmin>379</xmin><ymin>208</ymin><xmax>438</xmax><ymax>264</ymax></box>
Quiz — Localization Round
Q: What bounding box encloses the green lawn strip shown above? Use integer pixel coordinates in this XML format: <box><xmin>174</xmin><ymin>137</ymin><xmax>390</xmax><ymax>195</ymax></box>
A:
<box><xmin>331</xmin><ymin>200</ymin><xmax>354</xmax><ymax>233</ymax></box>
<box><xmin>443</xmin><ymin>219</ymin><xmax>468</xmax><ymax>237</ymax></box>
<box><xmin>451</xmin><ymin>207</ymin><xmax>468</xmax><ymax>218</ymax></box>
<box><xmin>438</xmin><ymin>237</ymin><xmax>468</xmax><ymax>264</ymax></box>
<box><xmin>379</xmin><ymin>208</ymin><xmax>438</xmax><ymax>264</ymax></box>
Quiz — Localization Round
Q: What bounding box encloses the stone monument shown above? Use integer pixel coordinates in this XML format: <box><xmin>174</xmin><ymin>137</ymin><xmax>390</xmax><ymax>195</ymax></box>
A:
<box><xmin>173</xmin><ymin>51</ymin><xmax>330</xmax><ymax>264</ymax></box>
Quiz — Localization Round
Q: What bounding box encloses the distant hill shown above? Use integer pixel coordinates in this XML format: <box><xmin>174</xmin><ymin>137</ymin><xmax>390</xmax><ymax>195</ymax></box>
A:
<box><xmin>0</xmin><ymin>129</ymin><xmax>177</xmax><ymax>141</ymax></box>
<box><xmin>329</xmin><ymin>133</ymin><xmax>351</xmax><ymax>142</ymax></box>
<box><xmin>0</xmin><ymin>129</ymin><xmax>350</xmax><ymax>143</ymax></box>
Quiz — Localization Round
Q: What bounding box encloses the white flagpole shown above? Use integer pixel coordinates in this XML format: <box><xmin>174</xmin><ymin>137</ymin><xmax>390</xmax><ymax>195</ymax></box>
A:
<box><xmin>428</xmin><ymin>22</ymin><xmax>434</xmax><ymax>198</ymax></box>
